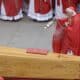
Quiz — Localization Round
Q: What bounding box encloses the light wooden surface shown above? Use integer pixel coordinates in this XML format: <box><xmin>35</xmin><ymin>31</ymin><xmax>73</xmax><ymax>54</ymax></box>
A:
<box><xmin>0</xmin><ymin>46</ymin><xmax>80</xmax><ymax>79</ymax></box>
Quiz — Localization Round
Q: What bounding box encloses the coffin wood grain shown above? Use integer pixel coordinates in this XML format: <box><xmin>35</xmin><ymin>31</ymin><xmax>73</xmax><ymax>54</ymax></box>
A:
<box><xmin>0</xmin><ymin>46</ymin><xmax>80</xmax><ymax>79</ymax></box>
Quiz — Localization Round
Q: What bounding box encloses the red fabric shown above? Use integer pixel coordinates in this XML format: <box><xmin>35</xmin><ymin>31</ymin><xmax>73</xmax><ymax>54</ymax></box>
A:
<box><xmin>52</xmin><ymin>18</ymin><xmax>67</xmax><ymax>53</ymax></box>
<box><xmin>27</xmin><ymin>48</ymin><xmax>48</xmax><ymax>55</ymax></box>
<box><xmin>53</xmin><ymin>14</ymin><xmax>80</xmax><ymax>56</ymax></box>
<box><xmin>34</xmin><ymin>0</ymin><xmax>40</xmax><ymax>13</ymax></box>
<box><xmin>0</xmin><ymin>77</ymin><xmax>4</xmax><ymax>80</ymax></box>
<box><xmin>3</xmin><ymin>0</ymin><xmax>23</xmax><ymax>16</ymax></box>
<box><xmin>34</xmin><ymin>0</ymin><xmax>51</xmax><ymax>14</ymax></box>
<box><xmin>61</xmin><ymin>14</ymin><xmax>80</xmax><ymax>56</ymax></box>
<box><xmin>62</xmin><ymin>0</ymin><xmax>78</xmax><ymax>13</ymax></box>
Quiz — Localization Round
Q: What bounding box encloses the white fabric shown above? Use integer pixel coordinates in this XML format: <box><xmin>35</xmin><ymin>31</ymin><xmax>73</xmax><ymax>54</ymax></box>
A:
<box><xmin>66</xmin><ymin>8</ymin><xmax>77</xmax><ymax>16</ymax></box>
<box><xmin>67</xmin><ymin>50</ymin><xmax>74</xmax><ymax>56</ymax></box>
<box><xmin>55</xmin><ymin>0</ymin><xmax>67</xmax><ymax>19</ymax></box>
<box><xmin>28</xmin><ymin>0</ymin><xmax>53</xmax><ymax>21</ymax></box>
<box><xmin>0</xmin><ymin>2</ymin><xmax>23</xmax><ymax>20</ymax></box>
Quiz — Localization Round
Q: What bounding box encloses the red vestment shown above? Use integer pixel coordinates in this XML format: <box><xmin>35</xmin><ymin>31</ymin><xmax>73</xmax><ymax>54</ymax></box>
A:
<box><xmin>34</xmin><ymin>0</ymin><xmax>52</xmax><ymax>14</ymax></box>
<box><xmin>53</xmin><ymin>14</ymin><xmax>80</xmax><ymax>56</ymax></box>
<box><xmin>61</xmin><ymin>14</ymin><xmax>80</xmax><ymax>56</ymax></box>
<box><xmin>62</xmin><ymin>0</ymin><xmax>78</xmax><ymax>13</ymax></box>
<box><xmin>55</xmin><ymin>0</ymin><xmax>78</xmax><ymax>14</ymax></box>
<box><xmin>52</xmin><ymin>18</ymin><xmax>67</xmax><ymax>53</ymax></box>
<box><xmin>3</xmin><ymin>0</ymin><xmax>23</xmax><ymax>16</ymax></box>
<box><xmin>28</xmin><ymin>0</ymin><xmax>53</xmax><ymax>21</ymax></box>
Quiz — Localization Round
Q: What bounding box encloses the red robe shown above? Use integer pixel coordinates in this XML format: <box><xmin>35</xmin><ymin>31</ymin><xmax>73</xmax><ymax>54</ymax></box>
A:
<box><xmin>61</xmin><ymin>14</ymin><xmax>80</xmax><ymax>56</ymax></box>
<box><xmin>53</xmin><ymin>14</ymin><xmax>80</xmax><ymax>56</ymax></box>
<box><xmin>56</xmin><ymin>0</ymin><xmax>78</xmax><ymax>13</ymax></box>
<box><xmin>62</xmin><ymin>0</ymin><xmax>78</xmax><ymax>13</ymax></box>
<box><xmin>3</xmin><ymin>0</ymin><xmax>23</xmax><ymax>16</ymax></box>
<box><xmin>34</xmin><ymin>0</ymin><xmax>52</xmax><ymax>14</ymax></box>
<box><xmin>52</xmin><ymin>18</ymin><xmax>67</xmax><ymax>53</ymax></box>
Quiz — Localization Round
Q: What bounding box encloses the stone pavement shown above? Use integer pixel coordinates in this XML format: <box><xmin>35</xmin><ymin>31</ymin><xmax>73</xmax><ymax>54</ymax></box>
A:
<box><xmin>0</xmin><ymin>17</ymin><xmax>55</xmax><ymax>51</ymax></box>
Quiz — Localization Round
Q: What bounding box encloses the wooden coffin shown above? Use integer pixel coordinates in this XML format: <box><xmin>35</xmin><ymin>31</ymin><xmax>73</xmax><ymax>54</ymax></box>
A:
<box><xmin>0</xmin><ymin>46</ymin><xmax>80</xmax><ymax>79</ymax></box>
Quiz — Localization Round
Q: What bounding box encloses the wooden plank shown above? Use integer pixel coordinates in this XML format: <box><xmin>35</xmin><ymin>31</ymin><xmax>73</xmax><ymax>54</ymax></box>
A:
<box><xmin>0</xmin><ymin>46</ymin><xmax>80</xmax><ymax>79</ymax></box>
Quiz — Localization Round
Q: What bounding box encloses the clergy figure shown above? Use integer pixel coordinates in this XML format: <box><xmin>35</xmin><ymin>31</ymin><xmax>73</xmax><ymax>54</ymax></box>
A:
<box><xmin>0</xmin><ymin>0</ymin><xmax>23</xmax><ymax>21</ymax></box>
<box><xmin>53</xmin><ymin>6</ymin><xmax>80</xmax><ymax>56</ymax></box>
<box><xmin>55</xmin><ymin>0</ymin><xmax>78</xmax><ymax>19</ymax></box>
<box><xmin>61</xmin><ymin>7</ymin><xmax>80</xmax><ymax>56</ymax></box>
<box><xmin>28</xmin><ymin>0</ymin><xmax>53</xmax><ymax>21</ymax></box>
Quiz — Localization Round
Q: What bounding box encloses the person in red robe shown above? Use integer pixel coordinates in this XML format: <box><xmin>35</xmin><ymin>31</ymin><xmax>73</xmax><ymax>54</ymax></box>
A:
<box><xmin>55</xmin><ymin>0</ymin><xmax>78</xmax><ymax>19</ymax></box>
<box><xmin>52</xmin><ymin>18</ymin><xmax>67</xmax><ymax>53</ymax></box>
<box><xmin>0</xmin><ymin>0</ymin><xmax>23</xmax><ymax>21</ymax></box>
<box><xmin>61</xmin><ymin>7</ymin><xmax>80</xmax><ymax>56</ymax></box>
<box><xmin>62</xmin><ymin>0</ymin><xmax>78</xmax><ymax>13</ymax></box>
<box><xmin>53</xmin><ymin>6</ymin><xmax>80</xmax><ymax>56</ymax></box>
<box><xmin>53</xmin><ymin>0</ymin><xmax>79</xmax><ymax>54</ymax></box>
<box><xmin>28</xmin><ymin>0</ymin><xmax>53</xmax><ymax>21</ymax></box>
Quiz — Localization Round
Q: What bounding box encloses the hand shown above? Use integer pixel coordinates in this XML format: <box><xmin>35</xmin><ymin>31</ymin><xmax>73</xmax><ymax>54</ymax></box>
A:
<box><xmin>64</xmin><ymin>22</ymin><xmax>69</xmax><ymax>27</ymax></box>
